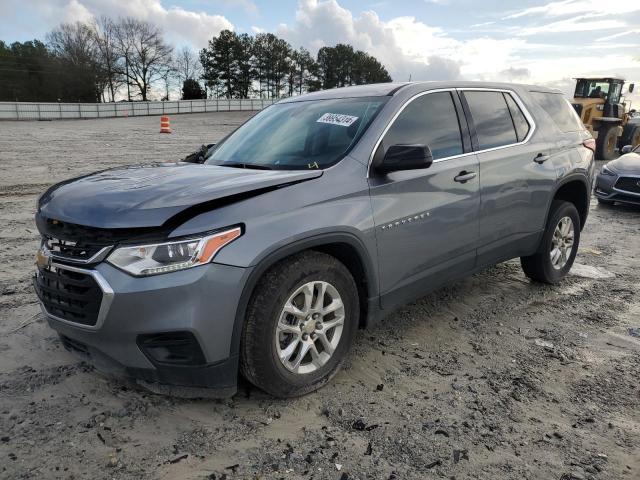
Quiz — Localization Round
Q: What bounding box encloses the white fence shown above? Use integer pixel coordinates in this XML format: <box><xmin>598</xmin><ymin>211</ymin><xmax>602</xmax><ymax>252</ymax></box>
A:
<box><xmin>0</xmin><ymin>98</ymin><xmax>278</xmax><ymax>121</ymax></box>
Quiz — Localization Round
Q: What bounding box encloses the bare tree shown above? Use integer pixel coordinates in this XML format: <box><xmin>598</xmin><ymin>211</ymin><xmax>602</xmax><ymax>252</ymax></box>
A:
<box><xmin>160</xmin><ymin>60</ymin><xmax>176</xmax><ymax>101</ymax></box>
<box><xmin>47</xmin><ymin>22</ymin><xmax>103</xmax><ymax>101</ymax></box>
<box><xmin>174</xmin><ymin>46</ymin><xmax>202</xmax><ymax>83</ymax></box>
<box><xmin>115</xmin><ymin>18</ymin><xmax>173</xmax><ymax>101</ymax></box>
<box><xmin>48</xmin><ymin>22</ymin><xmax>95</xmax><ymax>65</ymax></box>
<box><xmin>90</xmin><ymin>16</ymin><xmax>122</xmax><ymax>102</ymax></box>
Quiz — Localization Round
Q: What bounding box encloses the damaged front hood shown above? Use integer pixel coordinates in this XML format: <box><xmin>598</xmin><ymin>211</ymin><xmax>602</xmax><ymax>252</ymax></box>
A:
<box><xmin>38</xmin><ymin>163</ymin><xmax>323</xmax><ymax>228</ymax></box>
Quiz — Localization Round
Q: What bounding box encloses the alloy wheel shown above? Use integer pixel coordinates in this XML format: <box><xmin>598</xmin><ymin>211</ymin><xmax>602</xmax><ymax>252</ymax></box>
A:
<box><xmin>550</xmin><ymin>216</ymin><xmax>574</xmax><ymax>270</ymax></box>
<box><xmin>275</xmin><ymin>281</ymin><xmax>345</xmax><ymax>374</ymax></box>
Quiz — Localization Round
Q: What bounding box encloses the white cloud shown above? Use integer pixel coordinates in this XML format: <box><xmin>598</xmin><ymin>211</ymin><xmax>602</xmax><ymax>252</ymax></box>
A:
<box><xmin>25</xmin><ymin>0</ymin><xmax>234</xmax><ymax>48</ymax></box>
<box><xmin>500</xmin><ymin>67</ymin><xmax>531</xmax><ymax>80</ymax></box>
<box><xmin>7</xmin><ymin>0</ymin><xmax>639</xmax><ymax>98</ymax></box>
<box><xmin>504</xmin><ymin>0</ymin><xmax>640</xmax><ymax>19</ymax></box>
<box><xmin>596</xmin><ymin>29</ymin><xmax>640</xmax><ymax>42</ymax></box>
<box><xmin>277</xmin><ymin>1</ymin><xmax>542</xmax><ymax>82</ymax></box>
<box><xmin>470</xmin><ymin>21</ymin><xmax>496</xmax><ymax>28</ymax></box>
<box><xmin>278</xmin><ymin>1</ymin><xmax>464</xmax><ymax>81</ymax></box>
<box><xmin>516</xmin><ymin>16</ymin><xmax>627</xmax><ymax>36</ymax></box>
<box><xmin>276</xmin><ymin>0</ymin><xmax>640</xmax><ymax>95</ymax></box>
<box><xmin>62</xmin><ymin>0</ymin><xmax>93</xmax><ymax>23</ymax></box>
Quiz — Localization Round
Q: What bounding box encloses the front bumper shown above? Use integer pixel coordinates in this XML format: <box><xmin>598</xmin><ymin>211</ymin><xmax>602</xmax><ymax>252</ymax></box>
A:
<box><xmin>37</xmin><ymin>261</ymin><xmax>251</xmax><ymax>397</ymax></box>
<box><xmin>595</xmin><ymin>172</ymin><xmax>640</xmax><ymax>206</ymax></box>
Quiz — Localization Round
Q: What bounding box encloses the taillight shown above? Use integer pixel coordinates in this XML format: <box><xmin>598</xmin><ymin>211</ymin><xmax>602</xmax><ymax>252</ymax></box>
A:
<box><xmin>583</xmin><ymin>138</ymin><xmax>596</xmax><ymax>153</ymax></box>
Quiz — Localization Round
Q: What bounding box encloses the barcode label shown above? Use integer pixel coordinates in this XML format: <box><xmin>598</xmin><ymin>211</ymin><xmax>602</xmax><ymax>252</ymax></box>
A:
<box><xmin>316</xmin><ymin>113</ymin><xmax>359</xmax><ymax>127</ymax></box>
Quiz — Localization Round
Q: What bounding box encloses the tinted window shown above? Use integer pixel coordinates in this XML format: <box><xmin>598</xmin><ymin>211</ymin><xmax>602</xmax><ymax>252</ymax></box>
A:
<box><xmin>464</xmin><ymin>91</ymin><xmax>517</xmax><ymax>149</ymax></box>
<box><xmin>504</xmin><ymin>93</ymin><xmax>530</xmax><ymax>142</ymax></box>
<box><xmin>531</xmin><ymin>92</ymin><xmax>584</xmax><ymax>133</ymax></box>
<box><xmin>381</xmin><ymin>91</ymin><xmax>463</xmax><ymax>160</ymax></box>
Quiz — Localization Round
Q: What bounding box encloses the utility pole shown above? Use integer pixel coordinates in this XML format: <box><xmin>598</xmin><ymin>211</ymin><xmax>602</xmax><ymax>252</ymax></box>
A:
<box><xmin>126</xmin><ymin>56</ymin><xmax>131</xmax><ymax>102</ymax></box>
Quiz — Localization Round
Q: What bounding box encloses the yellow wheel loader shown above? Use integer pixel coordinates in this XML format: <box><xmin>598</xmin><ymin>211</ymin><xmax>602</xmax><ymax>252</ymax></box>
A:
<box><xmin>571</xmin><ymin>77</ymin><xmax>640</xmax><ymax>160</ymax></box>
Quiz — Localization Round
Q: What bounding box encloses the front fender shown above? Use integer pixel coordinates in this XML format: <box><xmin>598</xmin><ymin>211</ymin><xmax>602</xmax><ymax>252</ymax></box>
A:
<box><xmin>226</xmin><ymin>230</ymin><xmax>379</xmax><ymax>358</ymax></box>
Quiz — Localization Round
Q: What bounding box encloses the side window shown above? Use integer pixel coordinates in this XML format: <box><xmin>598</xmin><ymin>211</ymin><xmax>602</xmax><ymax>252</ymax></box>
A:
<box><xmin>531</xmin><ymin>92</ymin><xmax>584</xmax><ymax>133</ymax></box>
<box><xmin>464</xmin><ymin>91</ymin><xmax>518</xmax><ymax>149</ymax></box>
<box><xmin>504</xmin><ymin>93</ymin><xmax>530</xmax><ymax>142</ymax></box>
<box><xmin>381</xmin><ymin>91</ymin><xmax>463</xmax><ymax>160</ymax></box>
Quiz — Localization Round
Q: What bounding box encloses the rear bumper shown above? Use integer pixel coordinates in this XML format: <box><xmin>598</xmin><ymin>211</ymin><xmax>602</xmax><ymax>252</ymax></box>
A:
<box><xmin>39</xmin><ymin>261</ymin><xmax>252</xmax><ymax>397</ymax></box>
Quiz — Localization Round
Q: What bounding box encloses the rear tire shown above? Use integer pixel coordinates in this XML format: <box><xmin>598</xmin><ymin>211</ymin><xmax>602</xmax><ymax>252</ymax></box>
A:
<box><xmin>521</xmin><ymin>200</ymin><xmax>580</xmax><ymax>284</ymax></box>
<box><xmin>240</xmin><ymin>251</ymin><xmax>359</xmax><ymax>398</ymax></box>
<box><xmin>596</xmin><ymin>125</ymin><xmax>619</xmax><ymax>160</ymax></box>
<box><xmin>622</xmin><ymin>124</ymin><xmax>640</xmax><ymax>149</ymax></box>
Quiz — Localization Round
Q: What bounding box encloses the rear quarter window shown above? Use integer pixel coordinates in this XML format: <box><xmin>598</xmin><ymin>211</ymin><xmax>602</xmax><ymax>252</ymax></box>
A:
<box><xmin>504</xmin><ymin>93</ymin><xmax>530</xmax><ymax>142</ymax></box>
<box><xmin>463</xmin><ymin>91</ymin><xmax>518</xmax><ymax>150</ymax></box>
<box><xmin>530</xmin><ymin>92</ymin><xmax>584</xmax><ymax>133</ymax></box>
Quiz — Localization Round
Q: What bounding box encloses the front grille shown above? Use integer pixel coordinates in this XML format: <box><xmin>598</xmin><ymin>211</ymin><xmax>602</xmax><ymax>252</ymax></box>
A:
<box><xmin>34</xmin><ymin>265</ymin><xmax>103</xmax><ymax>326</ymax></box>
<box><xmin>615</xmin><ymin>177</ymin><xmax>640</xmax><ymax>194</ymax></box>
<box><xmin>43</xmin><ymin>235</ymin><xmax>109</xmax><ymax>263</ymax></box>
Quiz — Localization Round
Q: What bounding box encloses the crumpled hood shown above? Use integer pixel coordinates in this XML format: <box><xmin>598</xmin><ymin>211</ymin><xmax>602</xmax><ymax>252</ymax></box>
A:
<box><xmin>608</xmin><ymin>152</ymin><xmax>640</xmax><ymax>174</ymax></box>
<box><xmin>38</xmin><ymin>163</ymin><xmax>323</xmax><ymax>229</ymax></box>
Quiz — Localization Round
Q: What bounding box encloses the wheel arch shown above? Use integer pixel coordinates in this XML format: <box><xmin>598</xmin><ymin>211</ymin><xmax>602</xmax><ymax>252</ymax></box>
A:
<box><xmin>228</xmin><ymin>232</ymin><xmax>378</xmax><ymax>358</ymax></box>
<box><xmin>549</xmin><ymin>175</ymin><xmax>590</xmax><ymax>230</ymax></box>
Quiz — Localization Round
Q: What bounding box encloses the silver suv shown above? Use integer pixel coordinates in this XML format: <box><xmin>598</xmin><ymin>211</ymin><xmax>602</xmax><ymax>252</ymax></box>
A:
<box><xmin>34</xmin><ymin>82</ymin><xmax>595</xmax><ymax>398</ymax></box>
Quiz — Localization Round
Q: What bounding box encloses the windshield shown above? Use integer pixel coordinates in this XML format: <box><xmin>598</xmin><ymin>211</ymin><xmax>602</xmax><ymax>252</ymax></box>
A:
<box><xmin>574</xmin><ymin>79</ymin><xmax>611</xmax><ymax>100</ymax></box>
<box><xmin>205</xmin><ymin>97</ymin><xmax>388</xmax><ymax>170</ymax></box>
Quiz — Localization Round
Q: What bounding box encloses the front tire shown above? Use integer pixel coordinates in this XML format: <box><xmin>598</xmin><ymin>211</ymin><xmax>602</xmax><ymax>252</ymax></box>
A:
<box><xmin>521</xmin><ymin>200</ymin><xmax>581</xmax><ymax>284</ymax></box>
<box><xmin>240</xmin><ymin>251</ymin><xmax>359</xmax><ymax>398</ymax></box>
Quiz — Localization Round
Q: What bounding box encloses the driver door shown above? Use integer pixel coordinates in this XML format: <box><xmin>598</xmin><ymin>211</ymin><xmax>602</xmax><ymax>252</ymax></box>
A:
<box><xmin>368</xmin><ymin>90</ymin><xmax>480</xmax><ymax>308</ymax></box>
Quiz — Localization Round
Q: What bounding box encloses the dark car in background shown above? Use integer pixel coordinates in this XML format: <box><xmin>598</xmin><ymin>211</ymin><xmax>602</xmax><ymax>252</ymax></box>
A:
<box><xmin>34</xmin><ymin>81</ymin><xmax>594</xmax><ymax>398</ymax></box>
<box><xmin>595</xmin><ymin>143</ymin><xmax>640</xmax><ymax>206</ymax></box>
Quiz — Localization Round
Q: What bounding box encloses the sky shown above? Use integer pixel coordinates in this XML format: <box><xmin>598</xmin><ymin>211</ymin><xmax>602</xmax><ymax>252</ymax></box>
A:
<box><xmin>1</xmin><ymin>0</ymin><xmax>639</xmax><ymax>101</ymax></box>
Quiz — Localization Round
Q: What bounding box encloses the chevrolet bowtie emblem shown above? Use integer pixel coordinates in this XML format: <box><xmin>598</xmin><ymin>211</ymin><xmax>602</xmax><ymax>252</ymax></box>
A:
<box><xmin>35</xmin><ymin>248</ymin><xmax>51</xmax><ymax>268</ymax></box>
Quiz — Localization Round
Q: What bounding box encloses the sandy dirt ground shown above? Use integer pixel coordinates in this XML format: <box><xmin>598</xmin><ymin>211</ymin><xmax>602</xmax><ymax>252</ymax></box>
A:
<box><xmin>0</xmin><ymin>112</ymin><xmax>639</xmax><ymax>480</ymax></box>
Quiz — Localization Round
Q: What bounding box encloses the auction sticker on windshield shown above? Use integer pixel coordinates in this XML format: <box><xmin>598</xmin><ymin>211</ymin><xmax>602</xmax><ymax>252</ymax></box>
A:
<box><xmin>317</xmin><ymin>113</ymin><xmax>359</xmax><ymax>127</ymax></box>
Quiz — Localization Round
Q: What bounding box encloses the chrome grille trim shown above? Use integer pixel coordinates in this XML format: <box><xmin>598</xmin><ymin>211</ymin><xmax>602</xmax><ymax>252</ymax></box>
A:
<box><xmin>36</xmin><ymin>262</ymin><xmax>114</xmax><ymax>330</ymax></box>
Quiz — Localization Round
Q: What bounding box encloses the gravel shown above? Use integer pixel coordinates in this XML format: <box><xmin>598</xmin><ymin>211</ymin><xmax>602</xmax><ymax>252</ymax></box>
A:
<box><xmin>1</xmin><ymin>112</ymin><xmax>639</xmax><ymax>479</ymax></box>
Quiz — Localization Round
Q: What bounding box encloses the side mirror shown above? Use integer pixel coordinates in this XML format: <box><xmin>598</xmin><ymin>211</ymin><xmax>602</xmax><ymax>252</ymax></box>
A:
<box><xmin>376</xmin><ymin>144</ymin><xmax>433</xmax><ymax>174</ymax></box>
<box><xmin>182</xmin><ymin>143</ymin><xmax>215</xmax><ymax>164</ymax></box>
<box><xmin>621</xmin><ymin>145</ymin><xmax>633</xmax><ymax>154</ymax></box>
<box><xmin>629</xmin><ymin>83</ymin><xmax>635</xmax><ymax>94</ymax></box>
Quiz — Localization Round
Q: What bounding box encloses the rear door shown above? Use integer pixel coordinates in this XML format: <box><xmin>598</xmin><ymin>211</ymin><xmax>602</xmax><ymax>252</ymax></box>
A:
<box><xmin>529</xmin><ymin>90</ymin><xmax>593</xmax><ymax>178</ymax></box>
<box><xmin>460</xmin><ymin>89</ymin><xmax>557</xmax><ymax>265</ymax></box>
<box><xmin>368</xmin><ymin>90</ymin><xmax>480</xmax><ymax>307</ymax></box>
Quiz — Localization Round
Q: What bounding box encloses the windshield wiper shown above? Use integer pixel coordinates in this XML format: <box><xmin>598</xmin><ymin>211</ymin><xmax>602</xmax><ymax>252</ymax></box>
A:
<box><xmin>218</xmin><ymin>162</ymin><xmax>273</xmax><ymax>170</ymax></box>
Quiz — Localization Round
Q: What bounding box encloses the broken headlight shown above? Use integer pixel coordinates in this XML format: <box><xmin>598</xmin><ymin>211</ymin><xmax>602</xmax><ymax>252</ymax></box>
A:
<box><xmin>107</xmin><ymin>227</ymin><xmax>241</xmax><ymax>276</ymax></box>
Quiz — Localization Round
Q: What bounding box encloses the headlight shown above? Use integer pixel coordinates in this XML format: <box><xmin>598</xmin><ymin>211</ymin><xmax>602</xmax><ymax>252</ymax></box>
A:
<box><xmin>601</xmin><ymin>165</ymin><xmax>616</xmax><ymax>176</ymax></box>
<box><xmin>107</xmin><ymin>227</ymin><xmax>241</xmax><ymax>276</ymax></box>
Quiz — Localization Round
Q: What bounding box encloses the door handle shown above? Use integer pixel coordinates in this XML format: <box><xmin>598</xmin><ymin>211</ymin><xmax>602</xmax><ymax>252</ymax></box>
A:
<box><xmin>534</xmin><ymin>153</ymin><xmax>550</xmax><ymax>164</ymax></box>
<box><xmin>454</xmin><ymin>171</ymin><xmax>476</xmax><ymax>183</ymax></box>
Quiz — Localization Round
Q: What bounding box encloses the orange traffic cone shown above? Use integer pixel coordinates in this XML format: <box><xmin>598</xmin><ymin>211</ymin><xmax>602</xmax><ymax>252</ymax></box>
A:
<box><xmin>160</xmin><ymin>115</ymin><xmax>171</xmax><ymax>133</ymax></box>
